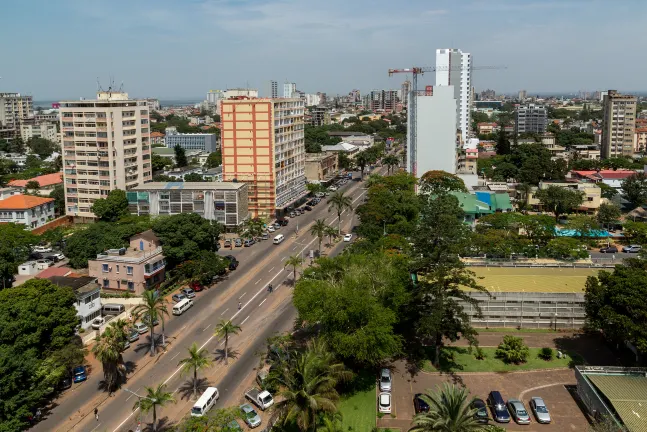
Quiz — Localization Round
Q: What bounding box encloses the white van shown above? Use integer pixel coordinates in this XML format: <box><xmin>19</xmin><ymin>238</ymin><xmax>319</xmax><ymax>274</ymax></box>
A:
<box><xmin>102</xmin><ymin>303</ymin><xmax>125</xmax><ymax>316</ymax></box>
<box><xmin>273</xmin><ymin>234</ymin><xmax>285</xmax><ymax>245</ymax></box>
<box><xmin>191</xmin><ymin>387</ymin><xmax>219</xmax><ymax>417</ymax></box>
<box><xmin>172</xmin><ymin>298</ymin><xmax>194</xmax><ymax>316</ymax></box>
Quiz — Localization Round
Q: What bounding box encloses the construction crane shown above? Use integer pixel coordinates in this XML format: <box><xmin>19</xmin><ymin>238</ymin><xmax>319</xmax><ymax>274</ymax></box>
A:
<box><xmin>388</xmin><ymin>65</ymin><xmax>506</xmax><ymax>178</ymax></box>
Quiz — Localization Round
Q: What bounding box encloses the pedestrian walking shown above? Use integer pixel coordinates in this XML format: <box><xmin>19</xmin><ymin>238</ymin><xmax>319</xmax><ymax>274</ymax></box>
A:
<box><xmin>238</xmin><ymin>301</ymin><xmax>242</xmax><ymax>310</ymax></box>
<box><xmin>94</xmin><ymin>408</ymin><xmax>99</xmax><ymax>421</ymax></box>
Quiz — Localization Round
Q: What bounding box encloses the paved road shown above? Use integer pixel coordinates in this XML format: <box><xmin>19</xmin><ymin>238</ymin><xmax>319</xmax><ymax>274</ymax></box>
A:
<box><xmin>33</xmin><ymin>166</ymin><xmax>380</xmax><ymax>432</ymax></box>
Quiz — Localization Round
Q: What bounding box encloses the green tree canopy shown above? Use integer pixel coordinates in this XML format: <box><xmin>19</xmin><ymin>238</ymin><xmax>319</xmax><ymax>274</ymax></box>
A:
<box><xmin>50</xmin><ymin>184</ymin><xmax>65</xmax><ymax>215</ymax></box>
<box><xmin>205</xmin><ymin>150</ymin><xmax>222</xmax><ymax>168</ymax></box>
<box><xmin>183</xmin><ymin>173</ymin><xmax>205</xmax><ymax>182</ymax></box>
<box><xmin>27</xmin><ymin>137</ymin><xmax>58</xmax><ymax>159</ymax></box>
<box><xmin>621</xmin><ymin>172</ymin><xmax>647</xmax><ymax>209</ymax></box>
<box><xmin>174</xmin><ymin>144</ymin><xmax>188</xmax><ymax>167</ymax></box>
<box><xmin>91</xmin><ymin>189</ymin><xmax>129</xmax><ymax>221</ymax></box>
<box><xmin>151</xmin><ymin>154</ymin><xmax>173</xmax><ymax>172</ymax></box>
<box><xmin>152</xmin><ymin>213</ymin><xmax>222</xmax><ymax>267</ymax></box>
<box><xmin>419</xmin><ymin>170</ymin><xmax>468</xmax><ymax>194</ymax></box>
<box><xmin>0</xmin><ymin>223</ymin><xmax>38</xmax><ymax>288</ymax></box>
<box><xmin>535</xmin><ymin>185</ymin><xmax>584</xmax><ymax>221</ymax></box>
<box><xmin>596</xmin><ymin>203</ymin><xmax>622</xmax><ymax>228</ymax></box>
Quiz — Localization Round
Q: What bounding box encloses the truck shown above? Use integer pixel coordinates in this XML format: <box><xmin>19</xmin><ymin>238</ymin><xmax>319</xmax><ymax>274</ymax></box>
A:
<box><xmin>245</xmin><ymin>387</ymin><xmax>274</xmax><ymax>411</ymax></box>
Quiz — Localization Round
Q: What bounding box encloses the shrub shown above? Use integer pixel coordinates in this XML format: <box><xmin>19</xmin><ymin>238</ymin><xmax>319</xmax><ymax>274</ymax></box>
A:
<box><xmin>538</xmin><ymin>347</ymin><xmax>554</xmax><ymax>361</ymax></box>
<box><xmin>474</xmin><ymin>347</ymin><xmax>486</xmax><ymax>360</ymax></box>
<box><xmin>495</xmin><ymin>335</ymin><xmax>529</xmax><ymax>364</ymax></box>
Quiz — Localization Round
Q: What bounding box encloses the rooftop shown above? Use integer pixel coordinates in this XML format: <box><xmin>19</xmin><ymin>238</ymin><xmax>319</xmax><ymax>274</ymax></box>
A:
<box><xmin>150</xmin><ymin>131</ymin><xmax>165</xmax><ymax>138</ymax></box>
<box><xmin>95</xmin><ymin>246</ymin><xmax>164</xmax><ymax>263</ymax></box>
<box><xmin>132</xmin><ymin>181</ymin><xmax>245</xmax><ymax>191</ymax></box>
<box><xmin>8</xmin><ymin>172</ymin><xmax>63</xmax><ymax>188</ymax></box>
<box><xmin>47</xmin><ymin>275</ymin><xmax>100</xmax><ymax>296</ymax></box>
<box><xmin>36</xmin><ymin>266</ymin><xmax>72</xmax><ymax>279</ymax></box>
<box><xmin>0</xmin><ymin>194</ymin><xmax>54</xmax><ymax>210</ymax></box>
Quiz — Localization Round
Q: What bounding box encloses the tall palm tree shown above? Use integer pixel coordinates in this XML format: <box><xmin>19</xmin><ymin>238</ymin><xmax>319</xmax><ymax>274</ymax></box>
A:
<box><xmin>214</xmin><ymin>320</ymin><xmax>241</xmax><ymax>365</ymax></box>
<box><xmin>91</xmin><ymin>319</ymin><xmax>128</xmax><ymax>392</ymax></box>
<box><xmin>328</xmin><ymin>191</ymin><xmax>353</xmax><ymax>235</ymax></box>
<box><xmin>324</xmin><ymin>225</ymin><xmax>337</xmax><ymax>247</ymax></box>
<box><xmin>132</xmin><ymin>383</ymin><xmax>176</xmax><ymax>432</ymax></box>
<box><xmin>284</xmin><ymin>254</ymin><xmax>304</xmax><ymax>282</ymax></box>
<box><xmin>132</xmin><ymin>290</ymin><xmax>169</xmax><ymax>357</ymax></box>
<box><xmin>409</xmin><ymin>383</ymin><xmax>482</xmax><ymax>432</ymax></box>
<box><xmin>355</xmin><ymin>151</ymin><xmax>370</xmax><ymax>180</ymax></box>
<box><xmin>178</xmin><ymin>342</ymin><xmax>212</xmax><ymax>399</ymax></box>
<box><xmin>310</xmin><ymin>219</ymin><xmax>327</xmax><ymax>254</ymax></box>
<box><xmin>383</xmin><ymin>154</ymin><xmax>400</xmax><ymax>174</ymax></box>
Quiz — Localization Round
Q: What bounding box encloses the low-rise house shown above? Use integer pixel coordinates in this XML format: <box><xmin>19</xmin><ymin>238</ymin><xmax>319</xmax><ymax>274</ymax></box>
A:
<box><xmin>305</xmin><ymin>153</ymin><xmax>339</xmax><ymax>185</ymax></box>
<box><xmin>8</xmin><ymin>172</ymin><xmax>63</xmax><ymax>194</ymax></box>
<box><xmin>569</xmin><ymin>170</ymin><xmax>637</xmax><ymax>190</ymax></box>
<box><xmin>477</xmin><ymin>122</ymin><xmax>497</xmax><ymax>135</ymax></box>
<box><xmin>321</xmin><ymin>142</ymin><xmax>359</xmax><ymax>157</ymax></box>
<box><xmin>0</xmin><ymin>195</ymin><xmax>55</xmax><ymax>229</ymax></box>
<box><xmin>0</xmin><ymin>186</ymin><xmax>21</xmax><ymax>200</ymax></box>
<box><xmin>150</xmin><ymin>131</ymin><xmax>165</xmax><ymax>146</ymax></box>
<box><xmin>47</xmin><ymin>275</ymin><xmax>102</xmax><ymax>329</ymax></box>
<box><xmin>88</xmin><ymin>230</ymin><xmax>166</xmax><ymax>295</ymax></box>
<box><xmin>527</xmin><ymin>181</ymin><xmax>602</xmax><ymax>213</ymax></box>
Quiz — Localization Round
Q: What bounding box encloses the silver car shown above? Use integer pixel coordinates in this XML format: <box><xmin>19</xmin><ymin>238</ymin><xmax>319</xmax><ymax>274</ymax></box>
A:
<box><xmin>529</xmin><ymin>397</ymin><xmax>551</xmax><ymax>423</ymax></box>
<box><xmin>240</xmin><ymin>403</ymin><xmax>261</xmax><ymax>428</ymax></box>
<box><xmin>379</xmin><ymin>368</ymin><xmax>392</xmax><ymax>392</ymax></box>
<box><xmin>507</xmin><ymin>399</ymin><xmax>531</xmax><ymax>425</ymax></box>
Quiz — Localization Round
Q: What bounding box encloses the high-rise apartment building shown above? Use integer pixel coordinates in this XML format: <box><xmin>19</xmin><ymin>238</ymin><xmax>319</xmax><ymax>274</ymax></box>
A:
<box><xmin>0</xmin><ymin>93</ymin><xmax>33</xmax><ymax>139</ymax></box>
<box><xmin>20</xmin><ymin>122</ymin><xmax>58</xmax><ymax>143</ymax></box>
<box><xmin>265</xmin><ymin>81</ymin><xmax>278</xmax><ymax>98</ymax></box>
<box><xmin>221</xmin><ymin>97</ymin><xmax>307</xmax><ymax>218</ymax></box>
<box><xmin>304</xmin><ymin>94</ymin><xmax>321</xmax><ymax>107</ymax></box>
<box><xmin>515</xmin><ymin>104</ymin><xmax>548</xmax><ymax>134</ymax></box>
<box><xmin>60</xmin><ymin>91</ymin><xmax>152</xmax><ymax>222</ymax></box>
<box><xmin>400</xmin><ymin>81</ymin><xmax>411</xmax><ymax>108</ymax></box>
<box><xmin>366</xmin><ymin>90</ymin><xmax>399</xmax><ymax>112</ymax></box>
<box><xmin>283</xmin><ymin>82</ymin><xmax>297</xmax><ymax>98</ymax></box>
<box><xmin>436</xmin><ymin>48</ymin><xmax>472</xmax><ymax>141</ymax></box>
<box><xmin>518</xmin><ymin>90</ymin><xmax>527</xmax><ymax>100</ymax></box>
<box><xmin>601</xmin><ymin>90</ymin><xmax>637</xmax><ymax>158</ymax></box>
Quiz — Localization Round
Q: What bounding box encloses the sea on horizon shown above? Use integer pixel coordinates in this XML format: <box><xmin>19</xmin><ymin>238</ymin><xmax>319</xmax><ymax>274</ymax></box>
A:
<box><xmin>33</xmin><ymin>98</ymin><xmax>203</xmax><ymax>109</ymax></box>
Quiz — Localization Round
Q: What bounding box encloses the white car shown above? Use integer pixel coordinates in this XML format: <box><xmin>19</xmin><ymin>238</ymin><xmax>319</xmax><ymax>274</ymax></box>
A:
<box><xmin>90</xmin><ymin>317</ymin><xmax>105</xmax><ymax>330</ymax></box>
<box><xmin>343</xmin><ymin>234</ymin><xmax>353</xmax><ymax>242</ymax></box>
<box><xmin>267</xmin><ymin>226</ymin><xmax>275</xmax><ymax>233</ymax></box>
<box><xmin>33</xmin><ymin>245</ymin><xmax>52</xmax><ymax>253</ymax></box>
<box><xmin>134</xmin><ymin>322</ymin><xmax>149</xmax><ymax>334</ymax></box>
<box><xmin>329</xmin><ymin>186</ymin><xmax>338</xmax><ymax>191</ymax></box>
<box><xmin>378</xmin><ymin>392</ymin><xmax>392</xmax><ymax>414</ymax></box>
<box><xmin>51</xmin><ymin>252</ymin><xmax>66</xmax><ymax>261</ymax></box>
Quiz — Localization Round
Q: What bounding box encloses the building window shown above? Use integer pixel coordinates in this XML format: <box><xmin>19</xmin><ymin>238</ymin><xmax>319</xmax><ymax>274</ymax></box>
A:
<box><xmin>102</xmin><ymin>264</ymin><xmax>109</xmax><ymax>272</ymax></box>
<box><xmin>126</xmin><ymin>266</ymin><xmax>133</xmax><ymax>275</ymax></box>
<box><xmin>116</xmin><ymin>264</ymin><xmax>119</xmax><ymax>273</ymax></box>
<box><xmin>128</xmin><ymin>281</ymin><xmax>135</xmax><ymax>290</ymax></box>
<box><xmin>84</xmin><ymin>309</ymin><xmax>102</xmax><ymax>323</ymax></box>
<box><xmin>103</xmin><ymin>279</ymin><xmax>109</xmax><ymax>288</ymax></box>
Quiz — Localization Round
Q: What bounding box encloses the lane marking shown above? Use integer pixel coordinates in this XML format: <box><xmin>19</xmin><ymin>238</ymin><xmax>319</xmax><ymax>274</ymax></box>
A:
<box><xmin>281</xmin><ymin>256</ymin><xmax>287</xmax><ymax>261</ymax></box>
<box><xmin>220</xmin><ymin>308</ymin><xmax>229</xmax><ymax>316</ymax></box>
<box><xmin>268</xmin><ymin>266</ymin><xmax>275</xmax><ymax>272</ymax></box>
<box><xmin>91</xmin><ymin>423</ymin><xmax>102</xmax><ymax>432</ymax></box>
<box><xmin>124</xmin><ymin>386</ymin><xmax>142</xmax><ymax>402</ymax></box>
<box><xmin>259</xmin><ymin>299</ymin><xmax>267</xmax><ymax>307</ymax></box>
<box><xmin>202</xmin><ymin>324</ymin><xmax>212</xmax><ymax>332</ymax></box>
<box><xmin>241</xmin><ymin>315</ymin><xmax>250</xmax><ymax>325</ymax></box>
<box><xmin>254</xmin><ymin>279</ymin><xmax>262</xmax><ymax>285</ymax></box>
<box><xmin>238</xmin><ymin>292</ymin><xmax>246</xmax><ymax>300</ymax></box>
<box><xmin>170</xmin><ymin>352</ymin><xmax>180</xmax><ymax>361</ymax></box>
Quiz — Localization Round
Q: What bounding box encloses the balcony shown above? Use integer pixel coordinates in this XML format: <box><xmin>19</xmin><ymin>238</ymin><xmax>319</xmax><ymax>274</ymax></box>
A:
<box><xmin>144</xmin><ymin>259</ymin><xmax>166</xmax><ymax>277</ymax></box>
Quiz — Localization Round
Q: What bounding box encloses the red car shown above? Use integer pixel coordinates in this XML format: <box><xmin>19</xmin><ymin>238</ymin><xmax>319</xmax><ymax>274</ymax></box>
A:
<box><xmin>190</xmin><ymin>281</ymin><xmax>205</xmax><ymax>292</ymax></box>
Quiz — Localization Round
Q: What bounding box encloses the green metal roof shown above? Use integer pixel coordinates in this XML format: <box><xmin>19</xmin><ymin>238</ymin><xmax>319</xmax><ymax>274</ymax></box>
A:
<box><xmin>450</xmin><ymin>192</ymin><xmax>491</xmax><ymax>216</ymax></box>
<box><xmin>587</xmin><ymin>374</ymin><xmax>647</xmax><ymax>432</ymax></box>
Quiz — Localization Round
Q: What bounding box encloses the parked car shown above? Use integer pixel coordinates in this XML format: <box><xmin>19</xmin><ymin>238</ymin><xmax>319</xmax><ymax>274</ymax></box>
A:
<box><xmin>487</xmin><ymin>391</ymin><xmax>510</xmax><ymax>423</ymax></box>
<box><xmin>128</xmin><ymin>328</ymin><xmax>140</xmax><ymax>342</ymax></box>
<box><xmin>267</xmin><ymin>225</ymin><xmax>275</xmax><ymax>233</ymax></box>
<box><xmin>51</xmin><ymin>252</ymin><xmax>65</xmax><ymax>261</ymax></box>
<box><xmin>235</xmin><ymin>238</ymin><xmax>243</xmax><ymax>247</ymax></box>
<box><xmin>413</xmin><ymin>394</ymin><xmax>430</xmax><ymax>413</ymax></box>
<box><xmin>224</xmin><ymin>239</ymin><xmax>232</xmax><ymax>248</ymax></box>
<box><xmin>33</xmin><ymin>245</ymin><xmax>52</xmax><ymax>253</ymax></box>
<box><xmin>280</xmin><ymin>219</ymin><xmax>289</xmax><ymax>226</ymax></box>
<box><xmin>134</xmin><ymin>322</ymin><xmax>149</xmax><ymax>334</ymax></box>
<box><xmin>227</xmin><ymin>420</ymin><xmax>243</xmax><ymax>431</ymax></box>
<box><xmin>29</xmin><ymin>252</ymin><xmax>44</xmax><ymax>260</ymax></box>
<box><xmin>181</xmin><ymin>287</ymin><xmax>196</xmax><ymax>298</ymax></box>
<box><xmin>289</xmin><ymin>211</ymin><xmax>297</xmax><ymax>218</ymax></box>
<box><xmin>59</xmin><ymin>376</ymin><xmax>73</xmax><ymax>390</ymax></box>
<box><xmin>91</xmin><ymin>317</ymin><xmax>106</xmax><ymax>330</ymax></box>
<box><xmin>225</xmin><ymin>255</ymin><xmax>239</xmax><ymax>270</ymax></box>
<box><xmin>507</xmin><ymin>399</ymin><xmax>531</xmax><ymax>424</ymax></box>
<box><xmin>245</xmin><ymin>387</ymin><xmax>274</xmax><ymax>410</ymax></box>
<box><xmin>172</xmin><ymin>293</ymin><xmax>187</xmax><ymax>303</ymax></box>
<box><xmin>343</xmin><ymin>233</ymin><xmax>353</xmax><ymax>242</ymax></box>
<box><xmin>623</xmin><ymin>244</ymin><xmax>642</xmax><ymax>253</ymax></box>
<box><xmin>244</xmin><ymin>239</ymin><xmax>255</xmax><ymax>247</ymax></box>
<box><xmin>240</xmin><ymin>404</ymin><xmax>261</xmax><ymax>428</ymax></box>
<box><xmin>329</xmin><ymin>186</ymin><xmax>338</xmax><ymax>191</ymax></box>
<box><xmin>529</xmin><ymin>397</ymin><xmax>551</xmax><ymax>424</ymax></box>
<box><xmin>190</xmin><ymin>280</ymin><xmax>205</xmax><ymax>292</ymax></box>
<box><xmin>304</xmin><ymin>205</ymin><xmax>312</xmax><ymax>211</ymax></box>
<box><xmin>379</xmin><ymin>368</ymin><xmax>392</xmax><ymax>392</ymax></box>
<box><xmin>72</xmin><ymin>365</ymin><xmax>87</xmax><ymax>383</ymax></box>
<box><xmin>471</xmin><ymin>398</ymin><xmax>489</xmax><ymax>424</ymax></box>
<box><xmin>378</xmin><ymin>392</ymin><xmax>392</xmax><ymax>414</ymax></box>
<box><xmin>273</xmin><ymin>223</ymin><xmax>281</xmax><ymax>230</ymax></box>
<box><xmin>599</xmin><ymin>246</ymin><xmax>618</xmax><ymax>253</ymax></box>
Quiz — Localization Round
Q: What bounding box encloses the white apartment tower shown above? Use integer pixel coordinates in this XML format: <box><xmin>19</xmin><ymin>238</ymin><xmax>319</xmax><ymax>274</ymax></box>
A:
<box><xmin>266</xmin><ymin>81</ymin><xmax>279</xmax><ymax>98</ymax></box>
<box><xmin>283</xmin><ymin>82</ymin><xmax>297</xmax><ymax>98</ymax></box>
<box><xmin>60</xmin><ymin>91</ymin><xmax>152</xmax><ymax>222</ymax></box>
<box><xmin>435</xmin><ymin>48</ymin><xmax>472</xmax><ymax>142</ymax></box>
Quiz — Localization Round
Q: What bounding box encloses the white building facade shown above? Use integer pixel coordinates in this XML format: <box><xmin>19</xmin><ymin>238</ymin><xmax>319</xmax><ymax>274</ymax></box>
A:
<box><xmin>20</xmin><ymin>122</ymin><xmax>58</xmax><ymax>143</ymax></box>
<box><xmin>435</xmin><ymin>48</ymin><xmax>472</xmax><ymax>142</ymax></box>
<box><xmin>283</xmin><ymin>82</ymin><xmax>297</xmax><ymax>98</ymax></box>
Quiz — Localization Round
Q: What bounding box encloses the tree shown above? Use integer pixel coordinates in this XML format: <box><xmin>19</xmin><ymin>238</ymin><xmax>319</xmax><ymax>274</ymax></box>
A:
<box><xmin>585</xmin><ymin>261</ymin><xmax>647</xmax><ymax>356</ymax></box>
<box><xmin>183</xmin><ymin>172</ymin><xmax>205</xmax><ymax>182</ymax></box>
<box><xmin>355</xmin><ymin>151</ymin><xmax>371</xmax><ymax>180</ymax></box>
<box><xmin>25</xmin><ymin>180</ymin><xmax>40</xmax><ymax>190</ymax></box>
<box><xmin>495</xmin><ymin>335</ymin><xmax>530</xmax><ymax>364</ymax></box>
<box><xmin>151</xmin><ymin>154</ymin><xmax>172</xmax><ymax>172</ymax></box>
<box><xmin>178</xmin><ymin>343</ymin><xmax>212</xmax><ymax>400</ymax></box>
<box><xmin>545</xmin><ymin>238</ymin><xmax>588</xmax><ymax>260</ymax></box>
<box><xmin>50</xmin><ymin>184</ymin><xmax>65</xmax><ymax>216</ymax></box>
<box><xmin>92</xmin><ymin>319</ymin><xmax>128</xmax><ymax>392</ymax></box>
<box><xmin>174</xmin><ymin>144</ymin><xmax>188</xmax><ymax>167</ymax></box>
<box><xmin>7</xmin><ymin>136</ymin><xmax>25</xmax><ymax>154</ymax></box>
<box><xmin>495</xmin><ymin>130</ymin><xmax>511</xmax><ymax>155</ymax></box>
<box><xmin>597</xmin><ymin>182</ymin><xmax>618</xmax><ymax>200</ymax></box>
<box><xmin>152</xmin><ymin>213</ymin><xmax>222</xmax><ymax>268</ymax></box>
<box><xmin>327</xmin><ymin>191</ymin><xmax>353</xmax><ymax>235</ymax></box>
<box><xmin>597</xmin><ymin>203</ymin><xmax>622</xmax><ymax>229</ymax></box>
<box><xmin>410</xmin><ymin>383</ymin><xmax>482</xmax><ymax>432</ymax></box>
<box><xmin>205</xmin><ymin>150</ymin><xmax>222</xmax><ymax>168</ymax></box>
<box><xmin>382</xmin><ymin>154</ymin><xmax>400</xmax><ymax>174</ymax></box>
<box><xmin>25</xmin><ymin>154</ymin><xmax>42</xmax><ymax>170</ymax></box>
<box><xmin>621</xmin><ymin>172</ymin><xmax>647</xmax><ymax>209</ymax></box>
<box><xmin>419</xmin><ymin>170</ymin><xmax>468</xmax><ymax>194</ymax></box>
<box><xmin>132</xmin><ymin>383</ymin><xmax>176</xmax><ymax>432</ymax></box>
<box><xmin>176</xmin><ymin>250</ymin><xmax>227</xmax><ymax>286</ymax></box>
<box><xmin>64</xmin><ymin>222</ymin><xmax>145</xmax><ymax>268</ymax></box>
<box><xmin>0</xmin><ymin>279</ymin><xmax>81</xmax><ymax>431</ymax></box>
<box><xmin>306</xmin><ymin>183</ymin><xmax>326</xmax><ymax>195</ymax></box>
<box><xmin>310</xmin><ymin>219</ymin><xmax>328</xmax><ymax>253</ymax></box>
<box><xmin>176</xmin><ymin>408</ymin><xmax>242</xmax><ymax>431</ymax></box>
<box><xmin>535</xmin><ymin>186</ymin><xmax>584</xmax><ymax>221</ymax></box>
<box><xmin>337</xmin><ymin>152</ymin><xmax>353</xmax><ymax>170</ymax></box>
<box><xmin>284</xmin><ymin>254</ymin><xmax>304</xmax><ymax>282</ymax></box>
<box><xmin>132</xmin><ymin>290</ymin><xmax>169</xmax><ymax>357</ymax></box>
<box><xmin>92</xmin><ymin>189</ymin><xmax>129</xmax><ymax>221</ymax></box>
<box><xmin>27</xmin><ymin>137</ymin><xmax>58</xmax><ymax>159</ymax></box>
<box><xmin>324</xmin><ymin>225</ymin><xmax>337</xmax><ymax>247</ymax></box>
<box><xmin>214</xmin><ymin>320</ymin><xmax>241</xmax><ymax>365</ymax></box>
<box><xmin>566</xmin><ymin>215</ymin><xmax>600</xmax><ymax>238</ymax></box>
<box><xmin>0</xmin><ymin>223</ymin><xmax>37</xmax><ymax>288</ymax></box>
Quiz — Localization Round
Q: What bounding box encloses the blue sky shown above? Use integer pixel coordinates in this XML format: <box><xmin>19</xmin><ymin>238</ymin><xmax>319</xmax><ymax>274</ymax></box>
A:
<box><xmin>2</xmin><ymin>0</ymin><xmax>646</xmax><ymax>99</ymax></box>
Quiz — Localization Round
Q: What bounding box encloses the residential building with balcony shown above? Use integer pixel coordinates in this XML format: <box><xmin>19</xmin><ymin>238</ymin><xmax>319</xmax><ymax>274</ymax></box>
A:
<box><xmin>601</xmin><ymin>90</ymin><xmax>637</xmax><ymax>158</ymax></box>
<box><xmin>305</xmin><ymin>153</ymin><xmax>339</xmax><ymax>185</ymax></box>
<box><xmin>47</xmin><ymin>275</ymin><xmax>102</xmax><ymax>329</ymax></box>
<box><xmin>59</xmin><ymin>91</ymin><xmax>152</xmax><ymax>223</ymax></box>
<box><xmin>20</xmin><ymin>121</ymin><xmax>58</xmax><ymax>143</ymax></box>
<box><xmin>8</xmin><ymin>172</ymin><xmax>63</xmax><ymax>195</ymax></box>
<box><xmin>129</xmin><ymin>182</ymin><xmax>249</xmax><ymax>228</ymax></box>
<box><xmin>221</xmin><ymin>97</ymin><xmax>307</xmax><ymax>218</ymax></box>
<box><xmin>0</xmin><ymin>195</ymin><xmax>55</xmax><ymax>229</ymax></box>
<box><xmin>0</xmin><ymin>93</ymin><xmax>33</xmax><ymax>139</ymax></box>
<box><xmin>527</xmin><ymin>181</ymin><xmax>602</xmax><ymax>214</ymax></box>
<box><xmin>515</xmin><ymin>104</ymin><xmax>548</xmax><ymax>134</ymax></box>
<box><xmin>88</xmin><ymin>230</ymin><xmax>165</xmax><ymax>295</ymax></box>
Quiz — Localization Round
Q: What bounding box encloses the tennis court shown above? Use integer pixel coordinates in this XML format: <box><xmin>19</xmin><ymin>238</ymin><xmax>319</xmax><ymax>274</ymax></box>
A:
<box><xmin>467</xmin><ymin>267</ymin><xmax>601</xmax><ymax>293</ymax></box>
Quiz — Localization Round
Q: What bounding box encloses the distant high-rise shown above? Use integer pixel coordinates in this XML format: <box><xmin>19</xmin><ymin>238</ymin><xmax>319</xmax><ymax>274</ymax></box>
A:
<box><xmin>60</xmin><ymin>91</ymin><xmax>152</xmax><ymax>222</ymax></box>
<box><xmin>401</xmin><ymin>80</ymin><xmax>411</xmax><ymax>108</ymax></box>
<box><xmin>518</xmin><ymin>90</ymin><xmax>527</xmax><ymax>100</ymax></box>
<box><xmin>265</xmin><ymin>81</ymin><xmax>278</xmax><ymax>98</ymax></box>
<box><xmin>515</xmin><ymin>104</ymin><xmax>548</xmax><ymax>134</ymax></box>
<box><xmin>366</xmin><ymin>90</ymin><xmax>399</xmax><ymax>112</ymax></box>
<box><xmin>0</xmin><ymin>92</ymin><xmax>33</xmax><ymax>139</ymax></box>
<box><xmin>435</xmin><ymin>48</ymin><xmax>472</xmax><ymax>141</ymax></box>
<box><xmin>283</xmin><ymin>82</ymin><xmax>297</xmax><ymax>98</ymax></box>
<box><xmin>601</xmin><ymin>90</ymin><xmax>637</xmax><ymax>158</ymax></box>
<box><xmin>349</xmin><ymin>89</ymin><xmax>361</xmax><ymax>103</ymax></box>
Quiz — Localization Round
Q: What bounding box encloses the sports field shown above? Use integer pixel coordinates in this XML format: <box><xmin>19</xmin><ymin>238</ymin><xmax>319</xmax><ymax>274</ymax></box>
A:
<box><xmin>467</xmin><ymin>267</ymin><xmax>601</xmax><ymax>293</ymax></box>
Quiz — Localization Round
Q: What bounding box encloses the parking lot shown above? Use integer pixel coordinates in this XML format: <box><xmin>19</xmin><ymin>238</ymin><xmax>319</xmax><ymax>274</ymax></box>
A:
<box><xmin>378</xmin><ymin>364</ymin><xmax>590</xmax><ymax>431</ymax></box>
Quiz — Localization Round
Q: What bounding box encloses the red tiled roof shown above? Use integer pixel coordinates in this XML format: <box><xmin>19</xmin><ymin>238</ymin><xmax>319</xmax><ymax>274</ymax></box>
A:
<box><xmin>572</xmin><ymin>170</ymin><xmax>637</xmax><ymax>180</ymax></box>
<box><xmin>0</xmin><ymin>194</ymin><xmax>55</xmax><ymax>210</ymax></box>
<box><xmin>150</xmin><ymin>131</ymin><xmax>165</xmax><ymax>138</ymax></box>
<box><xmin>8</xmin><ymin>173</ymin><xmax>63</xmax><ymax>188</ymax></box>
<box><xmin>36</xmin><ymin>267</ymin><xmax>72</xmax><ymax>279</ymax></box>
<box><xmin>636</xmin><ymin>127</ymin><xmax>647</xmax><ymax>133</ymax></box>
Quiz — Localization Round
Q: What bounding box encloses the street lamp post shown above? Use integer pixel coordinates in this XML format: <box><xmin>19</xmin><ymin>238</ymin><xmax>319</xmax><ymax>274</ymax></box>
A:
<box><xmin>124</xmin><ymin>388</ymin><xmax>156</xmax><ymax>429</ymax></box>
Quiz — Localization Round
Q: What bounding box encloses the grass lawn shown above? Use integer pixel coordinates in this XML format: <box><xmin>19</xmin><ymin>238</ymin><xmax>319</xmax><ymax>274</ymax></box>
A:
<box><xmin>338</xmin><ymin>371</ymin><xmax>377</xmax><ymax>432</ymax></box>
<box><xmin>467</xmin><ymin>267</ymin><xmax>599</xmax><ymax>293</ymax></box>
<box><xmin>422</xmin><ymin>346</ymin><xmax>581</xmax><ymax>373</ymax></box>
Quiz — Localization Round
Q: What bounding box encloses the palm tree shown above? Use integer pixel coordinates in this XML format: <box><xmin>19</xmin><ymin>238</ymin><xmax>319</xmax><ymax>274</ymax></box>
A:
<box><xmin>132</xmin><ymin>383</ymin><xmax>176</xmax><ymax>432</ymax></box>
<box><xmin>132</xmin><ymin>290</ymin><xmax>169</xmax><ymax>357</ymax></box>
<box><xmin>324</xmin><ymin>225</ymin><xmax>337</xmax><ymax>247</ymax></box>
<box><xmin>310</xmin><ymin>218</ymin><xmax>327</xmax><ymax>254</ymax></box>
<box><xmin>318</xmin><ymin>414</ymin><xmax>344</xmax><ymax>432</ymax></box>
<box><xmin>284</xmin><ymin>254</ymin><xmax>304</xmax><ymax>282</ymax></box>
<box><xmin>327</xmin><ymin>191</ymin><xmax>353</xmax><ymax>235</ymax></box>
<box><xmin>91</xmin><ymin>319</ymin><xmax>129</xmax><ymax>392</ymax></box>
<box><xmin>409</xmin><ymin>383</ymin><xmax>482</xmax><ymax>432</ymax></box>
<box><xmin>178</xmin><ymin>342</ymin><xmax>212</xmax><ymax>399</ymax></box>
<box><xmin>355</xmin><ymin>151</ymin><xmax>370</xmax><ymax>180</ymax></box>
<box><xmin>214</xmin><ymin>320</ymin><xmax>241</xmax><ymax>365</ymax></box>
<box><xmin>383</xmin><ymin>154</ymin><xmax>400</xmax><ymax>174</ymax></box>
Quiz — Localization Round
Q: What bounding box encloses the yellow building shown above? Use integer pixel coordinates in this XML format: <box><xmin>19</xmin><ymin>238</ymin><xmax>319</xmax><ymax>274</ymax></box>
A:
<box><xmin>527</xmin><ymin>181</ymin><xmax>602</xmax><ymax>213</ymax></box>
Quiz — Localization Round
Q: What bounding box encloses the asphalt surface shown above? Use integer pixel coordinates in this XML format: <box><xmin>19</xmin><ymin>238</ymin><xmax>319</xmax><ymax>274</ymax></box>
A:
<box><xmin>32</xmin><ymin>166</ymin><xmax>382</xmax><ymax>432</ymax></box>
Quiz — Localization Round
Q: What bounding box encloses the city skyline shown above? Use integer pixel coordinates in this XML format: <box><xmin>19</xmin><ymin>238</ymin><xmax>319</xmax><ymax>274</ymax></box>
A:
<box><xmin>2</xmin><ymin>0</ymin><xmax>647</xmax><ymax>99</ymax></box>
